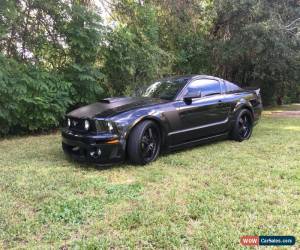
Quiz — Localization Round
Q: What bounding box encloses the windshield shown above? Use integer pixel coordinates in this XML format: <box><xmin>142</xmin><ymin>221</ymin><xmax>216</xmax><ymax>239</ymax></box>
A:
<box><xmin>141</xmin><ymin>79</ymin><xmax>186</xmax><ymax>100</ymax></box>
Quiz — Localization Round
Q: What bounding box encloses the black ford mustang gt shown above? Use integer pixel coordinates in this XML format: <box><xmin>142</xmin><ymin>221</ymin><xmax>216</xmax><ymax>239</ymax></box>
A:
<box><xmin>62</xmin><ymin>75</ymin><xmax>262</xmax><ymax>165</ymax></box>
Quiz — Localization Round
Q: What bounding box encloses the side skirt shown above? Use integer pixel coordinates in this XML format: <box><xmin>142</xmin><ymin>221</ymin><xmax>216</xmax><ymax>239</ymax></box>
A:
<box><xmin>167</xmin><ymin>132</ymin><xmax>229</xmax><ymax>151</ymax></box>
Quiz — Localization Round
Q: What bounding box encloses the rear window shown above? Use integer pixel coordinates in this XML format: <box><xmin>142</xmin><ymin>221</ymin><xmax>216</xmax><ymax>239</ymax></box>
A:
<box><xmin>224</xmin><ymin>81</ymin><xmax>242</xmax><ymax>93</ymax></box>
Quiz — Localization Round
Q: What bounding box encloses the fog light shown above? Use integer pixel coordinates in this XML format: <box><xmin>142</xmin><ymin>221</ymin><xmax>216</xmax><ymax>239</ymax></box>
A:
<box><xmin>89</xmin><ymin>148</ymin><xmax>101</xmax><ymax>158</ymax></box>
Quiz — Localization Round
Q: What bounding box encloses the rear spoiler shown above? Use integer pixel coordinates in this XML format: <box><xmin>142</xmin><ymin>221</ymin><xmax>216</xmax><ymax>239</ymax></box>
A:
<box><xmin>244</xmin><ymin>87</ymin><xmax>261</xmax><ymax>96</ymax></box>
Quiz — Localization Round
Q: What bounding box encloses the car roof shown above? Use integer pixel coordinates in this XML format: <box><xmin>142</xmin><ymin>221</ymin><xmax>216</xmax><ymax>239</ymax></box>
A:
<box><xmin>162</xmin><ymin>74</ymin><xmax>223</xmax><ymax>83</ymax></box>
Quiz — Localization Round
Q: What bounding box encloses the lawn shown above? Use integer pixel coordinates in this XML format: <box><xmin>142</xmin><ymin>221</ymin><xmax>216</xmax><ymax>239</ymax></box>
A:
<box><xmin>0</xmin><ymin>113</ymin><xmax>300</xmax><ymax>249</ymax></box>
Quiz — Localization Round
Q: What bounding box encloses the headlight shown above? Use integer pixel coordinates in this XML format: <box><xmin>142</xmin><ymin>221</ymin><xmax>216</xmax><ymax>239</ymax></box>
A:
<box><xmin>95</xmin><ymin>120</ymin><xmax>115</xmax><ymax>133</ymax></box>
<box><xmin>107</xmin><ymin>122</ymin><xmax>114</xmax><ymax>132</ymax></box>
<box><xmin>84</xmin><ymin>120</ymin><xmax>90</xmax><ymax>130</ymax></box>
<box><xmin>67</xmin><ymin>118</ymin><xmax>71</xmax><ymax>127</ymax></box>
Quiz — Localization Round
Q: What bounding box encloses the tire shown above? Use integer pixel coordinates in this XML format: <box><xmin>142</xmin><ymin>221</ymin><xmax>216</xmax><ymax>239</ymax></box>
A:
<box><xmin>127</xmin><ymin>120</ymin><xmax>161</xmax><ymax>165</ymax></box>
<box><xmin>231</xmin><ymin>109</ymin><xmax>253</xmax><ymax>142</ymax></box>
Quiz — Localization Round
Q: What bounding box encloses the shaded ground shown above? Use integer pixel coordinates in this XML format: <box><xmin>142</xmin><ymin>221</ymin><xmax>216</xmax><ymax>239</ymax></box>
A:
<box><xmin>267</xmin><ymin>111</ymin><xmax>300</xmax><ymax>117</ymax></box>
<box><xmin>264</xmin><ymin>103</ymin><xmax>300</xmax><ymax>117</ymax></box>
<box><xmin>0</xmin><ymin>106</ymin><xmax>300</xmax><ymax>249</ymax></box>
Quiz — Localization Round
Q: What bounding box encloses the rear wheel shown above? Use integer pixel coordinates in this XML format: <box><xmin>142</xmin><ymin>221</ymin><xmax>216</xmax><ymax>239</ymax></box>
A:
<box><xmin>127</xmin><ymin>120</ymin><xmax>161</xmax><ymax>165</ymax></box>
<box><xmin>231</xmin><ymin>109</ymin><xmax>253</xmax><ymax>142</ymax></box>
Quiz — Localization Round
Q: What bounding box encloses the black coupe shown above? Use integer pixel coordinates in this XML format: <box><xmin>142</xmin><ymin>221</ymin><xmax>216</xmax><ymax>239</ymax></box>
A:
<box><xmin>62</xmin><ymin>75</ymin><xmax>262</xmax><ymax>165</ymax></box>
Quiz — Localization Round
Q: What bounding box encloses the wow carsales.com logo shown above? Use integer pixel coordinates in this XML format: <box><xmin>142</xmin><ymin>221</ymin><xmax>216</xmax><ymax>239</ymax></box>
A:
<box><xmin>240</xmin><ymin>236</ymin><xmax>296</xmax><ymax>246</ymax></box>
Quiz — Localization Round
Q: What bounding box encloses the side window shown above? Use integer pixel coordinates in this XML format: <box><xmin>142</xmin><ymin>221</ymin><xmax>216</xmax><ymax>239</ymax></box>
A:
<box><xmin>225</xmin><ymin>81</ymin><xmax>242</xmax><ymax>93</ymax></box>
<box><xmin>185</xmin><ymin>79</ymin><xmax>221</xmax><ymax>97</ymax></box>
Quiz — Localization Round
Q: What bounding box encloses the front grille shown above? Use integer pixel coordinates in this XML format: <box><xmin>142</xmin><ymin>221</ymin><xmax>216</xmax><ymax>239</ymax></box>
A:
<box><xmin>67</xmin><ymin>117</ymin><xmax>96</xmax><ymax>132</ymax></box>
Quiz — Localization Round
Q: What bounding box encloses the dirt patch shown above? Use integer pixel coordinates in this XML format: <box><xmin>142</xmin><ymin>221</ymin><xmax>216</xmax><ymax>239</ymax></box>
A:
<box><xmin>268</xmin><ymin>111</ymin><xmax>300</xmax><ymax>118</ymax></box>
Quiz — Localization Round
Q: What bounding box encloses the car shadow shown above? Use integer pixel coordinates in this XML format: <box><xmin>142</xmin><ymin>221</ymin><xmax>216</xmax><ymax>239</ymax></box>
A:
<box><xmin>62</xmin><ymin>135</ymin><xmax>229</xmax><ymax>171</ymax></box>
<box><xmin>161</xmin><ymin>136</ymin><xmax>228</xmax><ymax>157</ymax></box>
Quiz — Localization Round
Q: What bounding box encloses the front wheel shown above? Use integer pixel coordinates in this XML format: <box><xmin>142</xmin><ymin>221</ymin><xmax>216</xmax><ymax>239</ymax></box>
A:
<box><xmin>127</xmin><ymin>120</ymin><xmax>161</xmax><ymax>165</ymax></box>
<box><xmin>231</xmin><ymin>109</ymin><xmax>253</xmax><ymax>142</ymax></box>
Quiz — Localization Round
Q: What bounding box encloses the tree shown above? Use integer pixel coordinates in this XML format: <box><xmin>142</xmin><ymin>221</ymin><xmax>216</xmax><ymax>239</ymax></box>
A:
<box><xmin>148</xmin><ymin>0</ymin><xmax>213</xmax><ymax>74</ymax></box>
<box><xmin>209</xmin><ymin>0</ymin><xmax>300</xmax><ymax>104</ymax></box>
<box><xmin>103</xmin><ymin>0</ymin><xmax>172</xmax><ymax>95</ymax></box>
<box><xmin>0</xmin><ymin>0</ymin><xmax>106</xmax><ymax>135</ymax></box>
<box><xmin>62</xmin><ymin>1</ymin><xmax>106</xmax><ymax>105</ymax></box>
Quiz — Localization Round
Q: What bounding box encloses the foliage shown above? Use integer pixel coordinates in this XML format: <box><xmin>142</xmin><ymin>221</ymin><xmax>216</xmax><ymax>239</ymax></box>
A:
<box><xmin>0</xmin><ymin>0</ymin><xmax>299</xmax><ymax>135</ymax></box>
<box><xmin>209</xmin><ymin>0</ymin><xmax>300</xmax><ymax>104</ymax></box>
<box><xmin>105</xmin><ymin>0</ymin><xmax>299</xmax><ymax>104</ymax></box>
<box><xmin>149</xmin><ymin>0</ymin><xmax>213</xmax><ymax>74</ymax></box>
<box><xmin>103</xmin><ymin>0</ymin><xmax>173</xmax><ymax>95</ymax></box>
<box><xmin>0</xmin><ymin>0</ymin><xmax>105</xmax><ymax>135</ymax></box>
<box><xmin>0</xmin><ymin>0</ymin><xmax>68</xmax><ymax>67</ymax></box>
<box><xmin>62</xmin><ymin>2</ymin><xmax>106</xmax><ymax>104</ymax></box>
<box><xmin>0</xmin><ymin>55</ymin><xmax>72</xmax><ymax>135</ymax></box>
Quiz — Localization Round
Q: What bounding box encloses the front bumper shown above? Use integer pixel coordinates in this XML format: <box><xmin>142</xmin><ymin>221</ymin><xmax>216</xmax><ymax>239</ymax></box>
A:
<box><xmin>61</xmin><ymin>129</ymin><xmax>125</xmax><ymax>164</ymax></box>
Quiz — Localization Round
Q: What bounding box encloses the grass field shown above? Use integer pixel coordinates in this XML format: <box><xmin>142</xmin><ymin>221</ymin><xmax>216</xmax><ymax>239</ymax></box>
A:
<box><xmin>1</xmin><ymin>112</ymin><xmax>300</xmax><ymax>249</ymax></box>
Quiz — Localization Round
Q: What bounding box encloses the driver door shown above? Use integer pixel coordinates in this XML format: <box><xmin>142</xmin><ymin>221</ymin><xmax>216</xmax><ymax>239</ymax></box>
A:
<box><xmin>169</xmin><ymin>79</ymin><xmax>229</xmax><ymax>145</ymax></box>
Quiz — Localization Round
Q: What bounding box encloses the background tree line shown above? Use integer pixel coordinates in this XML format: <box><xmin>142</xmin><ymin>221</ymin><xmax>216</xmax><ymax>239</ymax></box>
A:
<box><xmin>0</xmin><ymin>0</ymin><xmax>299</xmax><ymax>135</ymax></box>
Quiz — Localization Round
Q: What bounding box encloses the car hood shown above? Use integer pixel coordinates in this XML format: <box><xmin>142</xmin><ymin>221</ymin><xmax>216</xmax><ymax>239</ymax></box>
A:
<box><xmin>67</xmin><ymin>97</ymin><xmax>168</xmax><ymax>119</ymax></box>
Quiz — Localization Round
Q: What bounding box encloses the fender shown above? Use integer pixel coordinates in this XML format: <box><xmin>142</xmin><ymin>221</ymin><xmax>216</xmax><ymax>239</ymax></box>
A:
<box><xmin>233</xmin><ymin>98</ymin><xmax>254</xmax><ymax>119</ymax></box>
<box><xmin>124</xmin><ymin>114</ymin><xmax>168</xmax><ymax>142</ymax></box>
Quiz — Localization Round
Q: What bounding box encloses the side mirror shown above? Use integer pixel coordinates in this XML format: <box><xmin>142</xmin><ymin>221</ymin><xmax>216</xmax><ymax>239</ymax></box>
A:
<box><xmin>183</xmin><ymin>91</ymin><xmax>201</xmax><ymax>104</ymax></box>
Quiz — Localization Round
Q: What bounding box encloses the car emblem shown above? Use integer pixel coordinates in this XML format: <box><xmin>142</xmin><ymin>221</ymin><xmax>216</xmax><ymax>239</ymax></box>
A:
<box><xmin>72</xmin><ymin>120</ymin><xmax>78</xmax><ymax>126</ymax></box>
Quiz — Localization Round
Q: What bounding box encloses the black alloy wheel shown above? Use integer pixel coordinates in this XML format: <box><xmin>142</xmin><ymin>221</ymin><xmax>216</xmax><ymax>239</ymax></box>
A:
<box><xmin>238</xmin><ymin>114</ymin><xmax>251</xmax><ymax>139</ymax></box>
<box><xmin>231</xmin><ymin>109</ymin><xmax>253</xmax><ymax>141</ymax></box>
<box><xmin>127</xmin><ymin>120</ymin><xmax>161</xmax><ymax>165</ymax></box>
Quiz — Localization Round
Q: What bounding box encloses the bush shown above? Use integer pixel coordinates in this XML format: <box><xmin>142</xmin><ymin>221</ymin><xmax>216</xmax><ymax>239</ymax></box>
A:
<box><xmin>62</xmin><ymin>3</ymin><xmax>105</xmax><ymax>105</ymax></box>
<box><xmin>0</xmin><ymin>55</ymin><xmax>72</xmax><ymax>135</ymax></box>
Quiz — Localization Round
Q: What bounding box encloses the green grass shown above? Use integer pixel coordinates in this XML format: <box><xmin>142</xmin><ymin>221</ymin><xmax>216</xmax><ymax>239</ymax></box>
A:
<box><xmin>1</xmin><ymin>115</ymin><xmax>300</xmax><ymax>249</ymax></box>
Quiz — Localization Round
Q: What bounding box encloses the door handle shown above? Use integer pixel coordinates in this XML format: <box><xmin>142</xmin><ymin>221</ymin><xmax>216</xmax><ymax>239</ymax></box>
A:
<box><xmin>218</xmin><ymin>100</ymin><xmax>222</xmax><ymax>105</ymax></box>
